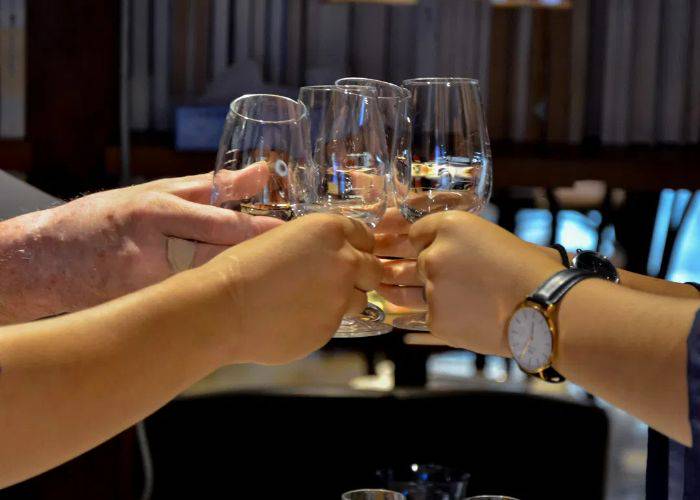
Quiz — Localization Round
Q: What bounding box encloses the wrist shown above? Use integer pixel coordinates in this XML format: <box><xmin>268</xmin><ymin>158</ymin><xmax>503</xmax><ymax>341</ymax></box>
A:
<box><xmin>507</xmin><ymin>267</ymin><xmax>599</xmax><ymax>382</ymax></box>
<box><xmin>498</xmin><ymin>250</ymin><xmax>563</xmax><ymax>358</ymax></box>
<box><xmin>127</xmin><ymin>269</ymin><xmax>234</xmax><ymax>375</ymax></box>
<box><xmin>166</xmin><ymin>258</ymin><xmax>247</xmax><ymax>368</ymax></box>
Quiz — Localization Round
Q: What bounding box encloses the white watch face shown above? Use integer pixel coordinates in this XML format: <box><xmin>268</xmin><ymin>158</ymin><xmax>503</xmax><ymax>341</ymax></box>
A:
<box><xmin>508</xmin><ymin>307</ymin><xmax>553</xmax><ymax>373</ymax></box>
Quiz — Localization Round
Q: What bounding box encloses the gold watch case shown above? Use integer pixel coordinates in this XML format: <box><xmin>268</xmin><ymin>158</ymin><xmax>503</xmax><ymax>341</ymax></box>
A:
<box><xmin>507</xmin><ymin>299</ymin><xmax>561</xmax><ymax>378</ymax></box>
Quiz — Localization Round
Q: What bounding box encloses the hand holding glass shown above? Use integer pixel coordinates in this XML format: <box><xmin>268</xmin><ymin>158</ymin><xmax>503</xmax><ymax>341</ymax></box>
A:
<box><xmin>211</xmin><ymin>94</ymin><xmax>310</xmax><ymax>220</ymax></box>
<box><xmin>296</xmin><ymin>85</ymin><xmax>391</xmax><ymax>337</ymax></box>
<box><xmin>393</xmin><ymin>78</ymin><xmax>493</xmax><ymax>332</ymax></box>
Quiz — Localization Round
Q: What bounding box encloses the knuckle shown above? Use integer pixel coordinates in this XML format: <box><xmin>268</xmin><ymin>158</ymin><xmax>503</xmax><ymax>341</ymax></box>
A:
<box><xmin>128</xmin><ymin>192</ymin><xmax>165</xmax><ymax>220</ymax></box>
<box><xmin>302</xmin><ymin>213</ymin><xmax>344</xmax><ymax>237</ymax></box>
<box><xmin>440</xmin><ymin>210</ymin><xmax>465</xmax><ymax>224</ymax></box>
<box><xmin>441</xmin><ymin>210</ymin><xmax>470</xmax><ymax>226</ymax></box>
<box><xmin>324</xmin><ymin>224</ymin><xmax>348</xmax><ymax>246</ymax></box>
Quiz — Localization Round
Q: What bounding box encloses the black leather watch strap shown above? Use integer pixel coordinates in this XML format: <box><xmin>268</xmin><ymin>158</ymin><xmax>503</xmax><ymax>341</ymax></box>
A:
<box><xmin>536</xmin><ymin>366</ymin><xmax>566</xmax><ymax>384</ymax></box>
<box><xmin>517</xmin><ymin>269</ymin><xmax>602</xmax><ymax>384</ymax></box>
<box><xmin>550</xmin><ymin>244</ymin><xmax>571</xmax><ymax>268</ymax></box>
<box><xmin>529</xmin><ymin>268</ymin><xmax>598</xmax><ymax>307</ymax></box>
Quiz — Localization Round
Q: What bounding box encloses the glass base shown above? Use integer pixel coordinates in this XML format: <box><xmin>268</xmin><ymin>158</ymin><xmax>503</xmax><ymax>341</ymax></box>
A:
<box><xmin>334</xmin><ymin>318</ymin><xmax>393</xmax><ymax>338</ymax></box>
<box><xmin>392</xmin><ymin>312</ymin><xmax>431</xmax><ymax>332</ymax></box>
<box><xmin>334</xmin><ymin>304</ymin><xmax>392</xmax><ymax>338</ymax></box>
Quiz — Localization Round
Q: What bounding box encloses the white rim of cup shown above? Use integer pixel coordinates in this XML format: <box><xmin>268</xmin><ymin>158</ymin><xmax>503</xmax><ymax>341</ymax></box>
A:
<box><xmin>299</xmin><ymin>84</ymin><xmax>379</xmax><ymax>100</ymax></box>
<box><xmin>229</xmin><ymin>93</ymin><xmax>308</xmax><ymax>125</ymax></box>
<box><xmin>336</xmin><ymin>77</ymin><xmax>411</xmax><ymax>101</ymax></box>
<box><xmin>402</xmin><ymin>77</ymin><xmax>480</xmax><ymax>87</ymax></box>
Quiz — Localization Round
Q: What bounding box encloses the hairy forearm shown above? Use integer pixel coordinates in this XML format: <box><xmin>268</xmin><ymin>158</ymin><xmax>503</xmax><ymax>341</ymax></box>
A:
<box><xmin>0</xmin><ymin>209</ymin><xmax>66</xmax><ymax>324</ymax></box>
<box><xmin>0</xmin><ymin>200</ymin><xmax>128</xmax><ymax>325</ymax></box>
<box><xmin>556</xmin><ymin>280</ymin><xmax>698</xmax><ymax>445</ymax></box>
<box><xmin>0</xmin><ymin>268</ymin><xmax>226</xmax><ymax>487</ymax></box>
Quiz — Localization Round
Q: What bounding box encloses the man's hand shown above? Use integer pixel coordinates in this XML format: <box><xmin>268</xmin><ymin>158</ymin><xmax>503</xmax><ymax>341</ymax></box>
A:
<box><xmin>0</xmin><ymin>165</ymin><xmax>281</xmax><ymax>324</ymax></box>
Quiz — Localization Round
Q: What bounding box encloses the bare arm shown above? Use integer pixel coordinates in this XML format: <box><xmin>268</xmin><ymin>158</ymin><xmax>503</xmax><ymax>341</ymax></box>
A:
<box><xmin>0</xmin><ymin>168</ymin><xmax>280</xmax><ymax>325</ymax></box>
<box><xmin>557</xmin><ymin>280</ymin><xmax>696</xmax><ymax>445</ymax></box>
<box><xmin>0</xmin><ymin>210</ymin><xmax>62</xmax><ymax>324</ymax></box>
<box><xmin>0</xmin><ymin>214</ymin><xmax>381</xmax><ymax>488</ymax></box>
<box><xmin>374</xmin><ymin>208</ymin><xmax>700</xmax><ymax>310</ymax></box>
<box><xmin>405</xmin><ymin>211</ymin><xmax>699</xmax><ymax>446</ymax></box>
<box><xmin>0</xmin><ymin>267</ymin><xmax>224</xmax><ymax>487</ymax></box>
<box><xmin>615</xmin><ymin>268</ymin><xmax>699</xmax><ymax>298</ymax></box>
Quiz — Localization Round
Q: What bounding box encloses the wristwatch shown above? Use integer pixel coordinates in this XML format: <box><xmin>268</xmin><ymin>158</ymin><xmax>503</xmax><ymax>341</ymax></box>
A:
<box><xmin>572</xmin><ymin>250</ymin><xmax>620</xmax><ymax>283</ymax></box>
<box><xmin>550</xmin><ymin>244</ymin><xmax>620</xmax><ymax>284</ymax></box>
<box><xmin>507</xmin><ymin>268</ymin><xmax>602</xmax><ymax>383</ymax></box>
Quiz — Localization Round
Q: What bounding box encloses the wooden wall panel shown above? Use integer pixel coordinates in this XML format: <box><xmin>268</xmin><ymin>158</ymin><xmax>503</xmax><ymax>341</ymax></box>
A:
<box><xmin>26</xmin><ymin>0</ymin><xmax>120</xmax><ymax>197</ymax></box>
<box><xmin>387</xmin><ymin>6</ymin><xmax>415</xmax><ymax>83</ymax></box>
<box><xmin>413</xmin><ymin>0</ymin><xmax>439</xmax><ymax>76</ymax></box>
<box><xmin>349</xmin><ymin>4</ymin><xmax>389</xmax><ymax>80</ymax></box>
<box><xmin>305</xmin><ymin>0</ymin><xmax>350</xmax><ymax>84</ymax></box>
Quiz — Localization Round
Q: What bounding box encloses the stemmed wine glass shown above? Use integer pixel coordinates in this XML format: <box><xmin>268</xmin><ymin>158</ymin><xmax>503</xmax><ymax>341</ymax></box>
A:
<box><xmin>393</xmin><ymin>78</ymin><xmax>493</xmax><ymax>332</ymax></box>
<box><xmin>334</xmin><ymin>78</ymin><xmax>412</xmax><ymax>334</ymax></box>
<box><xmin>210</xmin><ymin>94</ymin><xmax>310</xmax><ymax>220</ymax></box>
<box><xmin>296</xmin><ymin>85</ymin><xmax>391</xmax><ymax>337</ymax></box>
<box><xmin>335</xmin><ymin>77</ymin><xmax>412</xmax><ymax>204</ymax></box>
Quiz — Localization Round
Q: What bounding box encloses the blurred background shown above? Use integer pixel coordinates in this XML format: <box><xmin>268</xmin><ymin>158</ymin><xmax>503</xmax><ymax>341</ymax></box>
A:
<box><xmin>1</xmin><ymin>0</ymin><xmax>700</xmax><ymax>498</ymax></box>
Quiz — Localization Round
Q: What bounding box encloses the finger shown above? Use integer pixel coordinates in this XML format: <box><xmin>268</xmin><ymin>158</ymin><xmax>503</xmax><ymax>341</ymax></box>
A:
<box><xmin>382</xmin><ymin>260</ymin><xmax>423</xmax><ymax>286</ymax></box>
<box><xmin>352</xmin><ymin>249</ymin><xmax>383</xmax><ymax>293</ymax></box>
<box><xmin>346</xmin><ymin>289</ymin><xmax>368</xmax><ymax>316</ymax></box>
<box><xmin>374</xmin><ymin>207</ymin><xmax>411</xmax><ymax>235</ymax></box>
<box><xmin>374</xmin><ymin>233</ymin><xmax>417</xmax><ymax>258</ymax></box>
<box><xmin>377</xmin><ymin>284</ymin><xmax>427</xmax><ymax>309</ymax></box>
<box><xmin>338</xmin><ymin>216</ymin><xmax>376</xmax><ymax>253</ymax></box>
<box><xmin>157</xmin><ymin>196</ymin><xmax>282</xmax><ymax>245</ymax></box>
<box><xmin>408</xmin><ymin>212</ymin><xmax>446</xmax><ymax>253</ymax></box>
<box><xmin>166</xmin><ymin>161</ymin><xmax>270</xmax><ymax>204</ymax></box>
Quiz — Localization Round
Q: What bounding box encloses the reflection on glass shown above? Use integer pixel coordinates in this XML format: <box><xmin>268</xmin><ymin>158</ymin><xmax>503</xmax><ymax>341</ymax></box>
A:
<box><xmin>296</xmin><ymin>85</ymin><xmax>391</xmax><ymax>338</ymax></box>
<box><xmin>296</xmin><ymin>85</ymin><xmax>388</xmax><ymax>228</ymax></box>
<box><xmin>394</xmin><ymin>77</ymin><xmax>493</xmax><ymax>332</ymax></box>
<box><xmin>399</xmin><ymin>77</ymin><xmax>491</xmax><ymax>222</ymax></box>
<box><xmin>335</xmin><ymin>77</ymin><xmax>412</xmax><ymax>207</ymax></box>
<box><xmin>211</xmin><ymin>94</ymin><xmax>310</xmax><ymax>221</ymax></box>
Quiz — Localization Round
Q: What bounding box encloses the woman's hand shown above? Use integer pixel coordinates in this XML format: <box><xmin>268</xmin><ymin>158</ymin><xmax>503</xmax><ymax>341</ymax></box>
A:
<box><xmin>374</xmin><ymin>207</ymin><xmax>426</xmax><ymax>311</ymax></box>
<box><xmin>409</xmin><ymin>211</ymin><xmax>562</xmax><ymax>356</ymax></box>
<box><xmin>199</xmin><ymin>213</ymin><xmax>382</xmax><ymax>365</ymax></box>
<box><xmin>0</xmin><ymin>213</ymin><xmax>382</xmax><ymax>486</ymax></box>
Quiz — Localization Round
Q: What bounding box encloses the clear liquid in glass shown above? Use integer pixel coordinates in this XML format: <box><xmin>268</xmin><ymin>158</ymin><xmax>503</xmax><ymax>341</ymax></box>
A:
<box><xmin>400</xmin><ymin>158</ymin><xmax>488</xmax><ymax>223</ymax></box>
<box><xmin>296</xmin><ymin>163</ymin><xmax>386</xmax><ymax>228</ymax></box>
